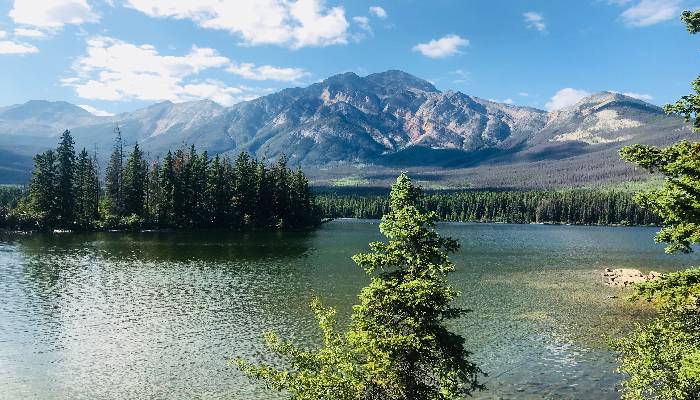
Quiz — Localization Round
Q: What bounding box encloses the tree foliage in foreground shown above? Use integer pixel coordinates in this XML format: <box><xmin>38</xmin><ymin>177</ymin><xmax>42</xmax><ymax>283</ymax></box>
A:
<box><xmin>614</xmin><ymin>9</ymin><xmax>700</xmax><ymax>400</ymax></box>
<box><xmin>613</xmin><ymin>268</ymin><xmax>700</xmax><ymax>400</ymax></box>
<box><xmin>237</xmin><ymin>174</ymin><xmax>483</xmax><ymax>400</ymax></box>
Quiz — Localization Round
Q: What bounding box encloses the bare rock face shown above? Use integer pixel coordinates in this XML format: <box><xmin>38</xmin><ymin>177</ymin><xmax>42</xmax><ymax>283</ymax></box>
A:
<box><xmin>603</xmin><ymin>268</ymin><xmax>662</xmax><ymax>287</ymax></box>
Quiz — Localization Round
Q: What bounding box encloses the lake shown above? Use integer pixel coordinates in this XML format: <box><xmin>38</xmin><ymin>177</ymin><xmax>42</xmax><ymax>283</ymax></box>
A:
<box><xmin>1</xmin><ymin>220</ymin><xmax>699</xmax><ymax>399</ymax></box>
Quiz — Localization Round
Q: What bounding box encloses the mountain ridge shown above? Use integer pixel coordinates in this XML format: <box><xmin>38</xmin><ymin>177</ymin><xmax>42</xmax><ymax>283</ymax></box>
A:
<box><xmin>0</xmin><ymin>70</ymin><xmax>687</xmax><ymax>185</ymax></box>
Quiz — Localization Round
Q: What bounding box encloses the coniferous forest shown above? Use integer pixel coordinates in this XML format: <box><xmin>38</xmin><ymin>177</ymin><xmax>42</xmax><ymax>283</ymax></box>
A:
<box><xmin>0</xmin><ymin>129</ymin><xmax>319</xmax><ymax>231</ymax></box>
<box><xmin>316</xmin><ymin>189</ymin><xmax>660</xmax><ymax>226</ymax></box>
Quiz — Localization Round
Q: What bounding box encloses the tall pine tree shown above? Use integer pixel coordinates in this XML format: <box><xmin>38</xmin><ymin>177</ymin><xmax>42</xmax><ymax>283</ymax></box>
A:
<box><xmin>55</xmin><ymin>130</ymin><xmax>76</xmax><ymax>227</ymax></box>
<box><xmin>74</xmin><ymin>148</ymin><xmax>99</xmax><ymax>228</ymax></box>
<box><xmin>28</xmin><ymin>150</ymin><xmax>58</xmax><ymax>228</ymax></box>
<box><xmin>123</xmin><ymin>143</ymin><xmax>148</xmax><ymax>218</ymax></box>
<box><xmin>105</xmin><ymin>126</ymin><xmax>125</xmax><ymax>217</ymax></box>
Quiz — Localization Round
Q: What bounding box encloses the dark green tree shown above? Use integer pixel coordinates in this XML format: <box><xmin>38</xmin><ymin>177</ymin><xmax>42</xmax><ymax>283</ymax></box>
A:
<box><xmin>55</xmin><ymin>130</ymin><xmax>76</xmax><ymax>226</ymax></box>
<box><xmin>206</xmin><ymin>155</ymin><xmax>231</xmax><ymax>227</ymax></box>
<box><xmin>271</xmin><ymin>155</ymin><xmax>291</xmax><ymax>228</ymax></box>
<box><xmin>237</xmin><ymin>174</ymin><xmax>483</xmax><ymax>399</ymax></box>
<box><xmin>105</xmin><ymin>126</ymin><xmax>125</xmax><ymax>217</ymax></box>
<box><xmin>74</xmin><ymin>148</ymin><xmax>99</xmax><ymax>227</ymax></box>
<box><xmin>615</xmin><ymin>9</ymin><xmax>700</xmax><ymax>400</ymax></box>
<box><xmin>233</xmin><ymin>152</ymin><xmax>255</xmax><ymax>227</ymax></box>
<box><xmin>28</xmin><ymin>150</ymin><xmax>58</xmax><ymax>228</ymax></box>
<box><xmin>253</xmin><ymin>160</ymin><xmax>274</xmax><ymax>228</ymax></box>
<box><xmin>123</xmin><ymin>143</ymin><xmax>148</xmax><ymax>218</ymax></box>
<box><xmin>146</xmin><ymin>159</ymin><xmax>161</xmax><ymax>223</ymax></box>
<box><xmin>158</xmin><ymin>151</ymin><xmax>177</xmax><ymax>226</ymax></box>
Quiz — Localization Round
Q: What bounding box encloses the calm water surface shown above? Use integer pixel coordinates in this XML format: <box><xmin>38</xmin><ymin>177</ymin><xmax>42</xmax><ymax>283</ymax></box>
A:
<box><xmin>1</xmin><ymin>221</ymin><xmax>699</xmax><ymax>399</ymax></box>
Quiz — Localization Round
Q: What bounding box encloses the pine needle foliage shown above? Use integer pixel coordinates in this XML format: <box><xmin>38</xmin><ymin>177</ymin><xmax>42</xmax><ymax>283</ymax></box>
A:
<box><xmin>237</xmin><ymin>173</ymin><xmax>483</xmax><ymax>400</ymax></box>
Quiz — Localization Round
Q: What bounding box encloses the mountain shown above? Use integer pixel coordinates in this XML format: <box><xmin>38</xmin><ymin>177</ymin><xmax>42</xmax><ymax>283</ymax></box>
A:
<box><xmin>0</xmin><ymin>70</ymin><xmax>688</xmax><ymax>186</ymax></box>
<box><xmin>0</xmin><ymin>100</ymin><xmax>104</xmax><ymax>137</ymax></box>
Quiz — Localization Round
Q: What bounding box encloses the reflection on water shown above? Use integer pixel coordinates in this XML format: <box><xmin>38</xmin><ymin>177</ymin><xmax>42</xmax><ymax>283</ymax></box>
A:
<box><xmin>1</xmin><ymin>221</ymin><xmax>699</xmax><ymax>399</ymax></box>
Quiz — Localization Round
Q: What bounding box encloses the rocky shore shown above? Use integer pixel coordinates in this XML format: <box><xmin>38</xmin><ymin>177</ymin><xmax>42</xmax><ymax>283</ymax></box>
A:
<box><xmin>603</xmin><ymin>268</ymin><xmax>662</xmax><ymax>287</ymax></box>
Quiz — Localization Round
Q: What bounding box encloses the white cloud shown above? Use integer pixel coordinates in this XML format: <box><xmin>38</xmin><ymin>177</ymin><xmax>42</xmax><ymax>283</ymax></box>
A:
<box><xmin>0</xmin><ymin>31</ymin><xmax>6</xmax><ymax>39</ymax></box>
<box><xmin>9</xmin><ymin>0</ymin><xmax>98</xmax><ymax>29</ymax></box>
<box><xmin>413</xmin><ymin>34</ymin><xmax>469</xmax><ymax>59</ymax></box>
<box><xmin>14</xmin><ymin>28</ymin><xmax>47</xmax><ymax>38</ymax></box>
<box><xmin>546</xmin><ymin>88</ymin><xmax>591</xmax><ymax>110</ymax></box>
<box><xmin>353</xmin><ymin>16</ymin><xmax>371</xmax><ymax>32</ymax></box>
<box><xmin>524</xmin><ymin>12</ymin><xmax>547</xmax><ymax>32</ymax></box>
<box><xmin>79</xmin><ymin>104</ymin><xmax>115</xmax><ymax>116</ymax></box>
<box><xmin>63</xmin><ymin>36</ymin><xmax>256</xmax><ymax>106</ymax></box>
<box><xmin>124</xmin><ymin>0</ymin><xmax>350</xmax><ymax>49</ymax></box>
<box><xmin>227</xmin><ymin>63</ymin><xmax>309</xmax><ymax>81</ymax></box>
<box><xmin>620</xmin><ymin>0</ymin><xmax>680</xmax><ymax>27</ymax></box>
<box><xmin>0</xmin><ymin>40</ymin><xmax>39</xmax><ymax>54</ymax></box>
<box><xmin>503</xmin><ymin>98</ymin><xmax>514</xmax><ymax>104</ymax></box>
<box><xmin>369</xmin><ymin>6</ymin><xmax>387</xmax><ymax>19</ymax></box>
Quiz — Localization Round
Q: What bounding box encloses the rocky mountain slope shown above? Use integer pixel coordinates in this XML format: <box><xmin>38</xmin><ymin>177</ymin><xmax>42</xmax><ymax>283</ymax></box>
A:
<box><xmin>0</xmin><ymin>70</ymin><xmax>688</xmax><ymax>185</ymax></box>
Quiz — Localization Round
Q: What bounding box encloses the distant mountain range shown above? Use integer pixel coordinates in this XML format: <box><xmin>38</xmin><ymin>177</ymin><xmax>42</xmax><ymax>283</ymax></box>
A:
<box><xmin>0</xmin><ymin>70</ymin><xmax>689</xmax><ymax>186</ymax></box>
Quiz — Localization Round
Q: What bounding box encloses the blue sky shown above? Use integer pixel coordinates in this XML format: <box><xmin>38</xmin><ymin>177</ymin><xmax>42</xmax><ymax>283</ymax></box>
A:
<box><xmin>0</xmin><ymin>0</ymin><xmax>698</xmax><ymax>115</ymax></box>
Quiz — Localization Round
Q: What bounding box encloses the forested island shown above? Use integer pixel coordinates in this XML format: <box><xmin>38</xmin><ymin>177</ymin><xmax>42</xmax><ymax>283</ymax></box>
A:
<box><xmin>0</xmin><ymin>129</ymin><xmax>319</xmax><ymax>231</ymax></box>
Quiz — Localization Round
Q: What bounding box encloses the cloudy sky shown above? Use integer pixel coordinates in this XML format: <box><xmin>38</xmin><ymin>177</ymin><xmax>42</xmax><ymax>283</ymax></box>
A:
<box><xmin>0</xmin><ymin>0</ymin><xmax>698</xmax><ymax>115</ymax></box>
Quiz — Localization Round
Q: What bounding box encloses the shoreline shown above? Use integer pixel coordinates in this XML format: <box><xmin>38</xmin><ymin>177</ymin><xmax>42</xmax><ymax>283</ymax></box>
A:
<box><xmin>0</xmin><ymin>218</ymin><xmax>660</xmax><ymax>236</ymax></box>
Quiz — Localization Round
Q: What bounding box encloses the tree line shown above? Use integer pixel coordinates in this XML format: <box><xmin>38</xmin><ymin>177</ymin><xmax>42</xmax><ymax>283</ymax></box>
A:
<box><xmin>316</xmin><ymin>189</ymin><xmax>660</xmax><ymax>226</ymax></box>
<box><xmin>1</xmin><ymin>129</ymin><xmax>319</xmax><ymax>231</ymax></box>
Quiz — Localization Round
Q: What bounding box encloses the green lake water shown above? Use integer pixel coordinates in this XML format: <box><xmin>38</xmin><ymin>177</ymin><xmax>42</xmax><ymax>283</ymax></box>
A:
<box><xmin>1</xmin><ymin>220</ymin><xmax>699</xmax><ymax>399</ymax></box>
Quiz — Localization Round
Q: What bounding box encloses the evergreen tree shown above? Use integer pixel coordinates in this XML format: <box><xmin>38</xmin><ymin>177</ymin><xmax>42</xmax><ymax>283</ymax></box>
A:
<box><xmin>206</xmin><ymin>155</ymin><xmax>231</xmax><ymax>227</ymax></box>
<box><xmin>74</xmin><ymin>148</ymin><xmax>99</xmax><ymax>227</ymax></box>
<box><xmin>233</xmin><ymin>152</ymin><xmax>254</xmax><ymax>227</ymax></box>
<box><xmin>146</xmin><ymin>159</ymin><xmax>161</xmax><ymax>224</ymax></box>
<box><xmin>614</xmin><ymin>9</ymin><xmax>700</xmax><ymax>399</ymax></box>
<box><xmin>55</xmin><ymin>130</ymin><xmax>76</xmax><ymax>226</ymax></box>
<box><xmin>189</xmin><ymin>148</ymin><xmax>209</xmax><ymax>226</ymax></box>
<box><xmin>158</xmin><ymin>151</ymin><xmax>176</xmax><ymax>226</ymax></box>
<box><xmin>28</xmin><ymin>150</ymin><xmax>58</xmax><ymax>228</ymax></box>
<box><xmin>237</xmin><ymin>174</ymin><xmax>483</xmax><ymax>399</ymax></box>
<box><xmin>271</xmin><ymin>155</ymin><xmax>291</xmax><ymax>228</ymax></box>
<box><xmin>253</xmin><ymin>160</ymin><xmax>274</xmax><ymax>228</ymax></box>
<box><xmin>105</xmin><ymin>126</ymin><xmax>125</xmax><ymax>217</ymax></box>
<box><xmin>122</xmin><ymin>143</ymin><xmax>148</xmax><ymax>218</ymax></box>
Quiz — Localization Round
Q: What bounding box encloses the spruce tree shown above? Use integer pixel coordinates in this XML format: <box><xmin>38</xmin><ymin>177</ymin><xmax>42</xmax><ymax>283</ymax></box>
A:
<box><xmin>123</xmin><ymin>143</ymin><xmax>148</xmax><ymax>218</ymax></box>
<box><xmin>272</xmin><ymin>155</ymin><xmax>291</xmax><ymax>228</ymax></box>
<box><xmin>74</xmin><ymin>148</ymin><xmax>99</xmax><ymax>228</ymax></box>
<box><xmin>105</xmin><ymin>126</ymin><xmax>125</xmax><ymax>217</ymax></box>
<box><xmin>206</xmin><ymin>155</ymin><xmax>230</xmax><ymax>227</ymax></box>
<box><xmin>237</xmin><ymin>174</ymin><xmax>483</xmax><ymax>399</ymax></box>
<box><xmin>233</xmin><ymin>152</ymin><xmax>254</xmax><ymax>227</ymax></box>
<box><xmin>253</xmin><ymin>160</ymin><xmax>274</xmax><ymax>228</ymax></box>
<box><xmin>28</xmin><ymin>150</ymin><xmax>59</xmax><ymax>228</ymax></box>
<box><xmin>146</xmin><ymin>159</ymin><xmax>161</xmax><ymax>224</ymax></box>
<box><xmin>55</xmin><ymin>130</ymin><xmax>76</xmax><ymax>227</ymax></box>
<box><xmin>158</xmin><ymin>151</ymin><xmax>176</xmax><ymax>227</ymax></box>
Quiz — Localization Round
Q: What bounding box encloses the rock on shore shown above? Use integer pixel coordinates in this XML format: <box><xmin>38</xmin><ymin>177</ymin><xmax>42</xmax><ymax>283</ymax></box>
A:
<box><xmin>603</xmin><ymin>268</ymin><xmax>662</xmax><ymax>287</ymax></box>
